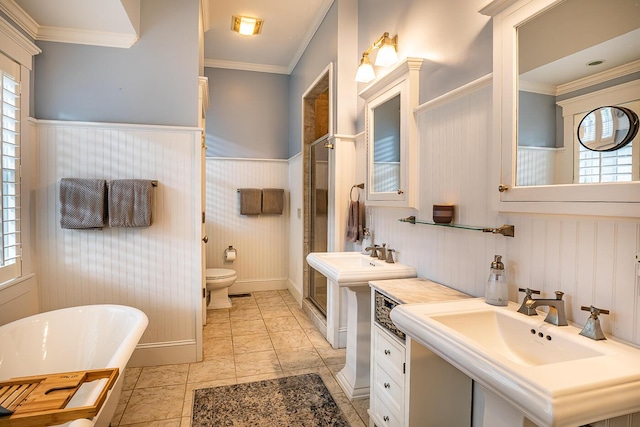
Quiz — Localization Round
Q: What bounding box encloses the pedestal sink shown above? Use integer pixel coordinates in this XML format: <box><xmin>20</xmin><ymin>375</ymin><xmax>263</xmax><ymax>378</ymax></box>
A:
<box><xmin>391</xmin><ymin>298</ymin><xmax>640</xmax><ymax>426</ymax></box>
<box><xmin>306</xmin><ymin>252</ymin><xmax>416</xmax><ymax>400</ymax></box>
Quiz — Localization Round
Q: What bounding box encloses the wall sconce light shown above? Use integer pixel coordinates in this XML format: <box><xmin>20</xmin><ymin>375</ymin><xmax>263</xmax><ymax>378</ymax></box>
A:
<box><xmin>355</xmin><ymin>32</ymin><xmax>399</xmax><ymax>83</ymax></box>
<box><xmin>231</xmin><ymin>15</ymin><xmax>264</xmax><ymax>36</ymax></box>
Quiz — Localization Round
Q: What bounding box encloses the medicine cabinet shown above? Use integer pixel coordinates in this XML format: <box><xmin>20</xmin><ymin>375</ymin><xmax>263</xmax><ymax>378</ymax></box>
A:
<box><xmin>360</xmin><ymin>58</ymin><xmax>423</xmax><ymax>208</ymax></box>
<box><xmin>482</xmin><ymin>0</ymin><xmax>640</xmax><ymax>217</ymax></box>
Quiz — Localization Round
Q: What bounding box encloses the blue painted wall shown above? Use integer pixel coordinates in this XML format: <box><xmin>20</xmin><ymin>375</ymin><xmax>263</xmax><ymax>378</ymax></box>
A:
<box><xmin>356</xmin><ymin>0</ymin><xmax>492</xmax><ymax>131</ymax></box>
<box><xmin>288</xmin><ymin>2</ymin><xmax>338</xmax><ymax>157</ymax></box>
<box><xmin>204</xmin><ymin>67</ymin><xmax>289</xmax><ymax>159</ymax></box>
<box><xmin>32</xmin><ymin>0</ymin><xmax>199</xmax><ymax>127</ymax></box>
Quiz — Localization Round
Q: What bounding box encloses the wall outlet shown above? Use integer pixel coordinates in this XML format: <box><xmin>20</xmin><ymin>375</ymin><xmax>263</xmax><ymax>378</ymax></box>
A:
<box><xmin>297</xmin><ymin>208</ymin><xmax>301</xmax><ymax>219</ymax></box>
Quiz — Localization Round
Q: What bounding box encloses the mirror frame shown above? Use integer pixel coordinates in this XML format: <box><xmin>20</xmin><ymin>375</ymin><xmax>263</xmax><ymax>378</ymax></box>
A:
<box><xmin>360</xmin><ymin>57</ymin><xmax>423</xmax><ymax>208</ymax></box>
<box><xmin>577</xmin><ymin>106</ymin><xmax>639</xmax><ymax>152</ymax></box>
<box><xmin>482</xmin><ymin>0</ymin><xmax>640</xmax><ymax>217</ymax></box>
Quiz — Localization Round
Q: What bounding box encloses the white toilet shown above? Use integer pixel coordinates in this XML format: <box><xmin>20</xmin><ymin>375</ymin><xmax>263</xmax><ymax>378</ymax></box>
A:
<box><xmin>206</xmin><ymin>268</ymin><xmax>237</xmax><ymax>309</ymax></box>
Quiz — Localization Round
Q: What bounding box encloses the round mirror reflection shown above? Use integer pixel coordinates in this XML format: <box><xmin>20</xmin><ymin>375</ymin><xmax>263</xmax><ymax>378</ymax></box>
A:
<box><xmin>577</xmin><ymin>106</ymin><xmax>639</xmax><ymax>152</ymax></box>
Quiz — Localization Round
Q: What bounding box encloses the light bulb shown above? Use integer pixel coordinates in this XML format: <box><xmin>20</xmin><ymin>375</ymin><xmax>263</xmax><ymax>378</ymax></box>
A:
<box><xmin>375</xmin><ymin>44</ymin><xmax>398</xmax><ymax>67</ymax></box>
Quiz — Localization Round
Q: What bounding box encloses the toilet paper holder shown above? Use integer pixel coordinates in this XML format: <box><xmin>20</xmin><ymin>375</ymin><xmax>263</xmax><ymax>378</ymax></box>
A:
<box><xmin>224</xmin><ymin>245</ymin><xmax>236</xmax><ymax>261</ymax></box>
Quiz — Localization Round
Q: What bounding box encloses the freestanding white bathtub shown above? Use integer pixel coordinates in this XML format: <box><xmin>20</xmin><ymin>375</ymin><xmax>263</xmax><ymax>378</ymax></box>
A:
<box><xmin>0</xmin><ymin>304</ymin><xmax>148</xmax><ymax>427</ymax></box>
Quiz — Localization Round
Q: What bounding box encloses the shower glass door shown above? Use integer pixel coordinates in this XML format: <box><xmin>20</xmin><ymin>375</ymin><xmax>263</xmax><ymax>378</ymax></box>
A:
<box><xmin>309</xmin><ymin>137</ymin><xmax>329</xmax><ymax>315</ymax></box>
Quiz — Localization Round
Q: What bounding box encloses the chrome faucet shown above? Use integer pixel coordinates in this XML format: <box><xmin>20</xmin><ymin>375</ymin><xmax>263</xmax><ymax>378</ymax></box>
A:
<box><xmin>520</xmin><ymin>290</ymin><xmax>568</xmax><ymax>326</ymax></box>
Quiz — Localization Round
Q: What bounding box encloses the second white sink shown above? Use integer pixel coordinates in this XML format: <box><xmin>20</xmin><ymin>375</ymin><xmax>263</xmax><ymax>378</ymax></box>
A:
<box><xmin>391</xmin><ymin>298</ymin><xmax>640</xmax><ymax>426</ymax></box>
<box><xmin>306</xmin><ymin>251</ymin><xmax>416</xmax><ymax>285</ymax></box>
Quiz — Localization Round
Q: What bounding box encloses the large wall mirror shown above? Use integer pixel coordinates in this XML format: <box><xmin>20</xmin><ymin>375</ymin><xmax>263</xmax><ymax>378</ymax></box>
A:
<box><xmin>483</xmin><ymin>0</ymin><xmax>640</xmax><ymax>216</ymax></box>
<box><xmin>360</xmin><ymin>58</ymin><xmax>422</xmax><ymax>208</ymax></box>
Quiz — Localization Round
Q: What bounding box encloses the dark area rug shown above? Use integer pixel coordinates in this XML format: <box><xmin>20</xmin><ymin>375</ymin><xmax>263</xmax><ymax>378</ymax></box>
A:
<box><xmin>192</xmin><ymin>373</ymin><xmax>350</xmax><ymax>426</ymax></box>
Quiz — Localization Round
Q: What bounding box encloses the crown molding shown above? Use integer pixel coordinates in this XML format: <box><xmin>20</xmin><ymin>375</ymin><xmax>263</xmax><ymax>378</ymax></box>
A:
<box><xmin>204</xmin><ymin>58</ymin><xmax>289</xmax><ymax>75</ymax></box>
<box><xmin>0</xmin><ymin>15</ymin><xmax>41</xmax><ymax>67</ymax></box>
<box><xmin>286</xmin><ymin>0</ymin><xmax>335</xmax><ymax>74</ymax></box>
<box><xmin>556</xmin><ymin>59</ymin><xmax>640</xmax><ymax>96</ymax></box>
<box><xmin>0</xmin><ymin>0</ymin><xmax>137</xmax><ymax>48</ymax></box>
<box><xmin>37</xmin><ymin>26</ymin><xmax>138</xmax><ymax>48</ymax></box>
<box><xmin>518</xmin><ymin>79</ymin><xmax>556</xmax><ymax>96</ymax></box>
<box><xmin>0</xmin><ymin>0</ymin><xmax>37</xmax><ymax>39</ymax></box>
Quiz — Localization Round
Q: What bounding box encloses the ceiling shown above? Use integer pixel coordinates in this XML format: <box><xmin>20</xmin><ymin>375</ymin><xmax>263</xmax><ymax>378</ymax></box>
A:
<box><xmin>9</xmin><ymin>0</ymin><xmax>333</xmax><ymax>74</ymax></box>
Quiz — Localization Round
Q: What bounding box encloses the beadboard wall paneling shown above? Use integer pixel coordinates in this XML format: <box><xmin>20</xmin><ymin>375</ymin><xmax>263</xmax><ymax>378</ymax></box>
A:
<box><xmin>516</xmin><ymin>146</ymin><xmax>557</xmax><ymax>186</ymax></box>
<box><xmin>367</xmin><ymin>83</ymin><xmax>640</xmax><ymax>350</ymax></box>
<box><xmin>35</xmin><ymin>121</ymin><xmax>203</xmax><ymax>363</ymax></box>
<box><xmin>205</xmin><ymin>158</ymin><xmax>289</xmax><ymax>292</ymax></box>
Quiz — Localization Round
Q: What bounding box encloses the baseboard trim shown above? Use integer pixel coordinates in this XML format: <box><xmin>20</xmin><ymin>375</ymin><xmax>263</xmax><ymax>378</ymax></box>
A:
<box><xmin>286</xmin><ymin>278</ymin><xmax>303</xmax><ymax>306</ymax></box>
<box><xmin>128</xmin><ymin>340</ymin><xmax>198</xmax><ymax>367</ymax></box>
<box><xmin>229</xmin><ymin>278</ymin><xmax>288</xmax><ymax>295</ymax></box>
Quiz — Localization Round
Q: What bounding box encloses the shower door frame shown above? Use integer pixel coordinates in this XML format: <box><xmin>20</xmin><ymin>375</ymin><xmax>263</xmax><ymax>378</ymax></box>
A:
<box><xmin>308</xmin><ymin>135</ymin><xmax>330</xmax><ymax>315</ymax></box>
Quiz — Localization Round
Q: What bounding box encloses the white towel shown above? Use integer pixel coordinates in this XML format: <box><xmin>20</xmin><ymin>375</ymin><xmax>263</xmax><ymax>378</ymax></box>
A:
<box><xmin>59</xmin><ymin>178</ymin><xmax>107</xmax><ymax>229</ymax></box>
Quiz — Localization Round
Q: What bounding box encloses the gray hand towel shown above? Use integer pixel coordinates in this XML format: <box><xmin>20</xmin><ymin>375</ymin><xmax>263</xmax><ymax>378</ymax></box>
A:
<box><xmin>59</xmin><ymin>178</ymin><xmax>107</xmax><ymax>229</ymax></box>
<box><xmin>108</xmin><ymin>179</ymin><xmax>153</xmax><ymax>227</ymax></box>
<box><xmin>239</xmin><ymin>188</ymin><xmax>262</xmax><ymax>215</ymax></box>
<box><xmin>262</xmin><ymin>188</ymin><xmax>284</xmax><ymax>215</ymax></box>
<box><xmin>346</xmin><ymin>200</ymin><xmax>362</xmax><ymax>242</ymax></box>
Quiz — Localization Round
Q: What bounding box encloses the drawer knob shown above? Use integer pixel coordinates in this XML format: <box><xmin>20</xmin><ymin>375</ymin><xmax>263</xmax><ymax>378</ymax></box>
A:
<box><xmin>384</xmin><ymin>349</ymin><xmax>391</xmax><ymax>355</ymax></box>
<box><xmin>383</xmin><ymin>415</ymin><xmax>390</xmax><ymax>422</ymax></box>
<box><xmin>384</xmin><ymin>382</ymin><xmax>390</xmax><ymax>388</ymax></box>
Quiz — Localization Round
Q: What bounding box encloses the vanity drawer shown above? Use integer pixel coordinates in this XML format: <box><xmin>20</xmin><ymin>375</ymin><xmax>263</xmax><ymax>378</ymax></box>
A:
<box><xmin>373</xmin><ymin>362</ymin><xmax>404</xmax><ymax>417</ymax></box>
<box><xmin>372</xmin><ymin>393</ymin><xmax>403</xmax><ymax>427</ymax></box>
<box><xmin>374</xmin><ymin>325</ymin><xmax>405</xmax><ymax>377</ymax></box>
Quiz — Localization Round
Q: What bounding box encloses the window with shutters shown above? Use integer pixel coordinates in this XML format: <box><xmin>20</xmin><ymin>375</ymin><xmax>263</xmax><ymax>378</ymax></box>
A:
<box><xmin>0</xmin><ymin>52</ymin><xmax>20</xmax><ymax>285</ymax></box>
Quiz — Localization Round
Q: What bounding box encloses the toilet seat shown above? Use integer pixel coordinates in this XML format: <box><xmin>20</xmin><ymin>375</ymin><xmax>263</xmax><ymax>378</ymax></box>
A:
<box><xmin>206</xmin><ymin>268</ymin><xmax>236</xmax><ymax>280</ymax></box>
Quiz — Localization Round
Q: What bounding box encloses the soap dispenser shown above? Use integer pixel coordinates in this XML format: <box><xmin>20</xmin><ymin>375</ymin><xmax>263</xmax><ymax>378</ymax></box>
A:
<box><xmin>485</xmin><ymin>255</ymin><xmax>507</xmax><ymax>306</ymax></box>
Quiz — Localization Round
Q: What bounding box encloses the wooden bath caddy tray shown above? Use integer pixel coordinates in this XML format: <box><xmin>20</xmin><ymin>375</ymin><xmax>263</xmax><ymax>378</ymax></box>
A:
<box><xmin>0</xmin><ymin>368</ymin><xmax>118</xmax><ymax>427</ymax></box>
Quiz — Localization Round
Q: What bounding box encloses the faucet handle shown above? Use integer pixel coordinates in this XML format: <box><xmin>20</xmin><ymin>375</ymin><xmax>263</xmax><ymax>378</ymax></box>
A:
<box><xmin>518</xmin><ymin>288</ymin><xmax>541</xmax><ymax>297</ymax></box>
<box><xmin>580</xmin><ymin>306</ymin><xmax>609</xmax><ymax>340</ymax></box>
<box><xmin>581</xmin><ymin>305</ymin><xmax>610</xmax><ymax>316</ymax></box>
<box><xmin>385</xmin><ymin>248</ymin><xmax>395</xmax><ymax>263</ymax></box>
<box><xmin>554</xmin><ymin>291</ymin><xmax>565</xmax><ymax>300</ymax></box>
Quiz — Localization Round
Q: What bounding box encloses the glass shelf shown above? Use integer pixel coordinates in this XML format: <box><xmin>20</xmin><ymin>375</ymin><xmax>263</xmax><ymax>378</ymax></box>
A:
<box><xmin>398</xmin><ymin>216</ymin><xmax>515</xmax><ymax>237</ymax></box>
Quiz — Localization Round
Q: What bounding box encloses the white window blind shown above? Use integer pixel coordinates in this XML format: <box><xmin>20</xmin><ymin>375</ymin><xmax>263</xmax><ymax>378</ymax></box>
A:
<box><xmin>0</xmin><ymin>54</ymin><xmax>20</xmax><ymax>285</ymax></box>
<box><xmin>578</xmin><ymin>143</ymin><xmax>633</xmax><ymax>183</ymax></box>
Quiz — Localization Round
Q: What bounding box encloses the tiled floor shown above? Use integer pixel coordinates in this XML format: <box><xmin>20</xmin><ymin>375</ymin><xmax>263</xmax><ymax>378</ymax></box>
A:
<box><xmin>111</xmin><ymin>290</ymin><xmax>370</xmax><ymax>426</ymax></box>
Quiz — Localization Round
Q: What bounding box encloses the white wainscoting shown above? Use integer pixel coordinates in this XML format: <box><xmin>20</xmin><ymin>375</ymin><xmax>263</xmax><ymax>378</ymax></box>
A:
<box><xmin>516</xmin><ymin>146</ymin><xmax>557</xmax><ymax>186</ymax></box>
<box><xmin>367</xmin><ymin>80</ymin><xmax>640</xmax><ymax>424</ymax></box>
<box><xmin>34</xmin><ymin>120</ymin><xmax>203</xmax><ymax>366</ymax></box>
<box><xmin>205</xmin><ymin>158</ymin><xmax>289</xmax><ymax>294</ymax></box>
<box><xmin>0</xmin><ymin>274</ymin><xmax>38</xmax><ymax>326</ymax></box>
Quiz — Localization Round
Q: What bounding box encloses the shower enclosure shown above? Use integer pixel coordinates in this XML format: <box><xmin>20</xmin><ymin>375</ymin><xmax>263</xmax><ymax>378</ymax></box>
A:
<box><xmin>309</xmin><ymin>137</ymin><xmax>329</xmax><ymax>314</ymax></box>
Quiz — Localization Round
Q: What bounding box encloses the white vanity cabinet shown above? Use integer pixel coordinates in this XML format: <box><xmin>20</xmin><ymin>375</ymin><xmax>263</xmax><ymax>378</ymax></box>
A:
<box><xmin>369</xmin><ymin>279</ymin><xmax>472</xmax><ymax>427</ymax></box>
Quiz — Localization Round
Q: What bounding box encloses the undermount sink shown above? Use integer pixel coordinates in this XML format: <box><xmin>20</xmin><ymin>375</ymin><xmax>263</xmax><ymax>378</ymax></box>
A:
<box><xmin>306</xmin><ymin>251</ymin><xmax>416</xmax><ymax>285</ymax></box>
<box><xmin>391</xmin><ymin>298</ymin><xmax>640</xmax><ymax>426</ymax></box>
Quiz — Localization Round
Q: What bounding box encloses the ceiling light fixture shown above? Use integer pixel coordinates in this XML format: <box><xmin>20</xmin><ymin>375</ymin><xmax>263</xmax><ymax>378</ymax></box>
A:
<box><xmin>231</xmin><ymin>15</ymin><xmax>264</xmax><ymax>36</ymax></box>
<box><xmin>355</xmin><ymin>32</ymin><xmax>399</xmax><ymax>83</ymax></box>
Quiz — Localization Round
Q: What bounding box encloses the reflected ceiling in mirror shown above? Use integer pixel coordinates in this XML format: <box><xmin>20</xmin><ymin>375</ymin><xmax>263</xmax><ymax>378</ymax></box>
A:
<box><xmin>515</xmin><ymin>0</ymin><xmax>640</xmax><ymax>187</ymax></box>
